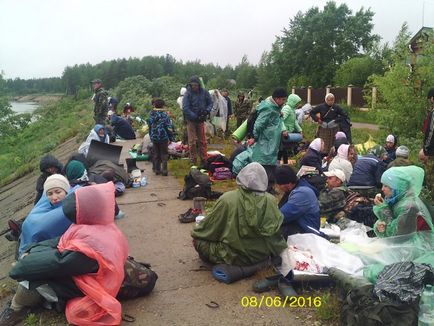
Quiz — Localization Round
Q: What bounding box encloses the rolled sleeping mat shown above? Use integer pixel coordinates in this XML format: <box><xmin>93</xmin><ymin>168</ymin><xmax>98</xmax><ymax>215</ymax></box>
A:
<box><xmin>212</xmin><ymin>256</ymin><xmax>282</xmax><ymax>284</ymax></box>
<box><xmin>284</xmin><ymin>133</ymin><xmax>303</xmax><ymax>143</ymax></box>
<box><xmin>232</xmin><ymin>120</ymin><xmax>248</xmax><ymax>141</ymax></box>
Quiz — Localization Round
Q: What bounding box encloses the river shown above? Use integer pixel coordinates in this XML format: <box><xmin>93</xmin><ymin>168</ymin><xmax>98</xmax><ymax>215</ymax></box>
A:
<box><xmin>10</xmin><ymin>101</ymin><xmax>39</xmax><ymax>114</ymax></box>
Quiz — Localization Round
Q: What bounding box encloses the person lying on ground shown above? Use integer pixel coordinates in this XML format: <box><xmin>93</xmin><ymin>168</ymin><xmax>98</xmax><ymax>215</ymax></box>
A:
<box><xmin>299</xmin><ymin>138</ymin><xmax>324</xmax><ymax>173</ymax></box>
<box><xmin>108</xmin><ymin>110</ymin><xmax>136</xmax><ymax>140</ymax></box>
<box><xmin>191</xmin><ymin>162</ymin><xmax>287</xmax><ymax>266</ymax></box>
<box><xmin>65</xmin><ymin>160</ymin><xmax>125</xmax><ymax>218</ymax></box>
<box><xmin>387</xmin><ymin>145</ymin><xmax>411</xmax><ymax>169</ymax></box>
<box><xmin>19</xmin><ymin>174</ymin><xmax>79</xmax><ymax>258</ymax></box>
<box><xmin>373</xmin><ymin>166</ymin><xmax>433</xmax><ymax>238</ymax></box>
<box><xmin>0</xmin><ymin>183</ymin><xmax>128</xmax><ymax>326</ymax></box>
<box><xmin>348</xmin><ymin>145</ymin><xmax>387</xmax><ymax>189</ymax></box>
<box><xmin>276</xmin><ymin>165</ymin><xmax>325</xmax><ymax>239</ymax></box>
<box><xmin>34</xmin><ymin>154</ymin><xmax>63</xmax><ymax>205</ymax></box>
<box><xmin>78</xmin><ymin>124</ymin><xmax>110</xmax><ymax>157</ymax></box>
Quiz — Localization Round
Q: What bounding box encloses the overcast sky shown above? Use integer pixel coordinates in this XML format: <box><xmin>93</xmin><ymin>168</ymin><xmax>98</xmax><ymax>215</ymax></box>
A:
<box><xmin>1</xmin><ymin>0</ymin><xmax>433</xmax><ymax>79</ymax></box>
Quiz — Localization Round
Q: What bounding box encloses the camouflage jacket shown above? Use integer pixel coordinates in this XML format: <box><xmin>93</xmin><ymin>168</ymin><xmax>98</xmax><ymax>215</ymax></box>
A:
<box><xmin>319</xmin><ymin>186</ymin><xmax>347</xmax><ymax>216</ymax></box>
<box><xmin>234</xmin><ymin>98</ymin><xmax>252</xmax><ymax>120</ymax></box>
<box><xmin>93</xmin><ymin>88</ymin><xmax>109</xmax><ymax>123</ymax></box>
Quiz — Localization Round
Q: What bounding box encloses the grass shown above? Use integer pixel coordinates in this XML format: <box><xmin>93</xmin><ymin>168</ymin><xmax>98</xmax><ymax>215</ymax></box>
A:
<box><xmin>0</xmin><ymin>98</ymin><xmax>94</xmax><ymax>186</ymax></box>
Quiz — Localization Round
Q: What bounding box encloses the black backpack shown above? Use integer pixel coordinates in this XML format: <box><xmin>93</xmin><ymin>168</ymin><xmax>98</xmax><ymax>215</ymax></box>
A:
<box><xmin>178</xmin><ymin>168</ymin><xmax>212</xmax><ymax>200</ymax></box>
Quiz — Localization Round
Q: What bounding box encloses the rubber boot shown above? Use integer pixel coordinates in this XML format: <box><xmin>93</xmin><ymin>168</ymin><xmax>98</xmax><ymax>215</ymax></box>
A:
<box><xmin>193</xmin><ymin>197</ymin><xmax>206</xmax><ymax>213</ymax></box>
<box><xmin>161</xmin><ymin>161</ymin><xmax>168</xmax><ymax>176</ymax></box>
<box><xmin>125</xmin><ymin>158</ymin><xmax>139</xmax><ymax>173</ymax></box>
<box><xmin>155</xmin><ymin>160</ymin><xmax>161</xmax><ymax>175</ymax></box>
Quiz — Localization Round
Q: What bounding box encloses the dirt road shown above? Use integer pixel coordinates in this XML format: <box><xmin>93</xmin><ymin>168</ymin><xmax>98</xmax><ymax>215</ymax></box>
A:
<box><xmin>0</xmin><ymin>138</ymin><xmax>318</xmax><ymax>326</ymax></box>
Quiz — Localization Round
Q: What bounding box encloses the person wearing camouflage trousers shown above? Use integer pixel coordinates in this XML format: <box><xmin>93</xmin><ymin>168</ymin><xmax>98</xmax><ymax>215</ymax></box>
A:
<box><xmin>91</xmin><ymin>79</ymin><xmax>109</xmax><ymax>125</ymax></box>
<box><xmin>234</xmin><ymin>92</ymin><xmax>252</xmax><ymax>128</ymax></box>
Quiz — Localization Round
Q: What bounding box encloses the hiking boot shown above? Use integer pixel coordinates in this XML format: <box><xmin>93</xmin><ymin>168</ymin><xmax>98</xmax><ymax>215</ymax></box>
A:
<box><xmin>5</xmin><ymin>231</ymin><xmax>19</xmax><ymax>242</ymax></box>
<box><xmin>179</xmin><ymin>208</ymin><xmax>201</xmax><ymax>223</ymax></box>
<box><xmin>0</xmin><ymin>304</ymin><xmax>29</xmax><ymax>326</ymax></box>
<box><xmin>277</xmin><ymin>278</ymin><xmax>298</xmax><ymax>298</ymax></box>
<box><xmin>253</xmin><ymin>275</ymin><xmax>280</xmax><ymax>293</ymax></box>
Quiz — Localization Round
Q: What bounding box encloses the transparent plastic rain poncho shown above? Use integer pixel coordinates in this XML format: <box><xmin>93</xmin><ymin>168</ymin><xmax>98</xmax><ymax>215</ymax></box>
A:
<box><xmin>373</xmin><ymin>166</ymin><xmax>433</xmax><ymax>237</ymax></box>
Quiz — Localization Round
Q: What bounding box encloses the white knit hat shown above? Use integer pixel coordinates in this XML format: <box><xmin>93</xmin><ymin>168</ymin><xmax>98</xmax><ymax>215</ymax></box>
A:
<box><xmin>43</xmin><ymin>174</ymin><xmax>70</xmax><ymax>194</ymax></box>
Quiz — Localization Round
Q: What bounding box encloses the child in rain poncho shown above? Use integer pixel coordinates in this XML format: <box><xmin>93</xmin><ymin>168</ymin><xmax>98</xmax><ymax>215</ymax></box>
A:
<box><xmin>373</xmin><ymin>166</ymin><xmax>433</xmax><ymax>237</ymax></box>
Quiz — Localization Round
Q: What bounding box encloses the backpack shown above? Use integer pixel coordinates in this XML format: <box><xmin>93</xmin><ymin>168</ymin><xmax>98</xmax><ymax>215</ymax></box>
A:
<box><xmin>205</xmin><ymin>154</ymin><xmax>232</xmax><ymax>173</ymax></box>
<box><xmin>178</xmin><ymin>168</ymin><xmax>212</xmax><ymax>200</ymax></box>
<box><xmin>212</xmin><ymin>167</ymin><xmax>233</xmax><ymax>180</ymax></box>
<box><xmin>117</xmin><ymin>256</ymin><xmax>158</xmax><ymax>301</ymax></box>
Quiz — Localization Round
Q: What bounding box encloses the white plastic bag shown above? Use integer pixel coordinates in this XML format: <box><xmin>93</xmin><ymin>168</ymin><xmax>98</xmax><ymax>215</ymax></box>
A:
<box><xmin>279</xmin><ymin>233</ymin><xmax>364</xmax><ymax>277</ymax></box>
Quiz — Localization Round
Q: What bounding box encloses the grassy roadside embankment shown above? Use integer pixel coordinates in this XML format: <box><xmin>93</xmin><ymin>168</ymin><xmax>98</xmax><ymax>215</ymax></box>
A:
<box><xmin>0</xmin><ymin>97</ymin><xmax>94</xmax><ymax>187</ymax></box>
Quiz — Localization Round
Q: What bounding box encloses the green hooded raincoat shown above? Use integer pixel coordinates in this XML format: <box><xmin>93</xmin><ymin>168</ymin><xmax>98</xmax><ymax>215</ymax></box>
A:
<box><xmin>281</xmin><ymin>94</ymin><xmax>302</xmax><ymax>133</ymax></box>
<box><xmin>252</xmin><ymin>96</ymin><xmax>284</xmax><ymax>166</ymax></box>
<box><xmin>373</xmin><ymin>166</ymin><xmax>433</xmax><ymax>237</ymax></box>
<box><xmin>191</xmin><ymin>163</ymin><xmax>287</xmax><ymax>266</ymax></box>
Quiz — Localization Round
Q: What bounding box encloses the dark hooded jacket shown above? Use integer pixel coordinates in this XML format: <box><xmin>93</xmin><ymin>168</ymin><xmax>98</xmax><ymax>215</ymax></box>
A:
<box><xmin>35</xmin><ymin>154</ymin><xmax>64</xmax><ymax>205</ymax></box>
<box><xmin>182</xmin><ymin>76</ymin><xmax>213</xmax><ymax>122</ymax></box>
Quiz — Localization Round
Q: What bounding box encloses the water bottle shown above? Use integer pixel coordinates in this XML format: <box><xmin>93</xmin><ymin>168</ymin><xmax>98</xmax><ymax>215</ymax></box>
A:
<box><xmin>418</xmin><ymin>284</ymin><xmax>434</xmax><ymax>326</ymax></box>
<box><xmin>140</xmin><ymin>176</ymin><xmax>148</xmax><ymax>187</ymax></box>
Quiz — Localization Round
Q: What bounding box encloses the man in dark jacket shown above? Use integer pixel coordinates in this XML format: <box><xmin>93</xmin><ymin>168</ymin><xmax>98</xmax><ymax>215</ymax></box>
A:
<box><xmin>220</xmin><ymin>89</ymin><xmax>232</xmax><ymax>136</ymax></box>
<box><xmin>34</xmin><ymin>154</ymin><xmax>63</xmax><ymax>205</ymax></box>
<box><xmin>91</xmin><ymin>79</ymin><xmax>109</xmax><ymax>124</ymax></box>
<box><xmin>348</xmin><ymin>145</ymin><xmax>387</xmax><ymax>189</ymax></box>
<box><xmin>182</xmin><ymin>76</ymin><xmax>213</xmax><ymax>165</ymax></box>
<box><xmin>109</xmin><ymin>112</ymin><xmax>136</xmax><ymax>140</ymax></box>
<box><xmin>384</xmin><ymin>134</ymin><xmax>398</xmax><ymax>164</ymax></box>
<box><xmin>275</xmin><ymin>165</ymin><xmax>324</xmax><ymax>239</ymax></box>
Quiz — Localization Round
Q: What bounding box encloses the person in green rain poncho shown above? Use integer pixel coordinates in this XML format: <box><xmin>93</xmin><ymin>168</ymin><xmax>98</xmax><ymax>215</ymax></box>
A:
<box><xmin>373</xmin><ymin>166</ymin><xmax>433</xmax><ymax>237</ymax></box>
<box><xmin>191</xmin><ymin>162</ymin><xmax>287</xmax><ymax>266</ymax></box>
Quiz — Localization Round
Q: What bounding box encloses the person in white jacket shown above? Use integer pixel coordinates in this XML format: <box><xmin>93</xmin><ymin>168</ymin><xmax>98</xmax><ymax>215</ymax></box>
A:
<box><xmin>78</xmin><ymin>124</ymin><xmax>110</xmax><ymax>157</ymax></box>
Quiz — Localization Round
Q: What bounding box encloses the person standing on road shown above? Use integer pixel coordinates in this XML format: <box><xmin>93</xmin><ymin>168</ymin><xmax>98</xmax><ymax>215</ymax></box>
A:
<box><xmin>310</xmin><ymin>93</ymin><xmax>349</xmax><ymax>154</ymax></box>
<box><xmin>91</xmin><ymin>79</ymin><xmax>109</xmax><ymax>125</ymax></box>
<box><xmin>234</xmin><ymin>92</ymin><xmax>252</xmax><ymax>128</ymax></box>
<box><xmin>220</xmin><ymin>89</ymin><xmax>233</xmax><ymax>137</ymax></box>
<box><xmin>251</xmin><ymin>88</ymin><xmax>288</xmax><ymax>191</ymax></box>
<box><xmin>182</xmin><ymin>76</ymin><xmax>213</xmax><ymax>166</ymax></box>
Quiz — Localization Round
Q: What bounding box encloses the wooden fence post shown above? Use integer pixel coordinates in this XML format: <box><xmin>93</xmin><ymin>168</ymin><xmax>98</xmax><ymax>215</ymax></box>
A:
<box><xmin>347</xmin><ymin>84</ymin><xmax>353</xmax><ymax>107</ymax></box>
<box><xmin>372</xmin><ymin>86</ymin><xmax>377</xmax><ymax>109</ymax></box>
<box><xmin>292</xmin><ymin>87</ymin><xmax>295</xmax><ymax>95</ymax></box>
<box><xmin>307</xmin><ymin>86</ymin><xmax>312</xmax><ymax>104</ymax></box>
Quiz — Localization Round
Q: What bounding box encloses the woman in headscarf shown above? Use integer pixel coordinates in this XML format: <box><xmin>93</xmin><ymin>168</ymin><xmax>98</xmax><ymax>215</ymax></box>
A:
<box><xmin>310</xmin><ymin>93</ymin><xmax>349</xmax><ymax>154</ymax></box>
<box><xmin>373</xmin><ymin>166</ymin><xmax>433</xmax><ymax>237</ymax></box>
<box><xmin>299</xmin><ymin>138</ymin><xmax>324</xmax><ymax>172</ymax></box>
<box><xmin>191</xmin><ymin>162</ymin><xmax>287</xmax><ymax>266</ymax></box>
<box><xmin>328</xmin><ymin>144</ymin><xmax>354</xmax><ymax>183</ymax></box>
<box><xmin>78</xmin><ymin>124</ymin><xmax>110</xmax><ymax>157</ymax></box>
<box><xmin>19</xmin><ymin>174</ymin><xmax>79</xmax><ymax>257</ymax></box>
<box><xmin>2</xmin><ymin>183</ymin><xmax>128</xmax><ymax>326</ymax></box>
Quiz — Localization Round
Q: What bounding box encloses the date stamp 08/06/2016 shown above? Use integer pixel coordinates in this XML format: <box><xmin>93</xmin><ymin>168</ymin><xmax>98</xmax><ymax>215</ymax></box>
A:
<box><xmin>240</xmin><ymin>296</ymin><xmax>322</xmax><ymax>308</ymax></box>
